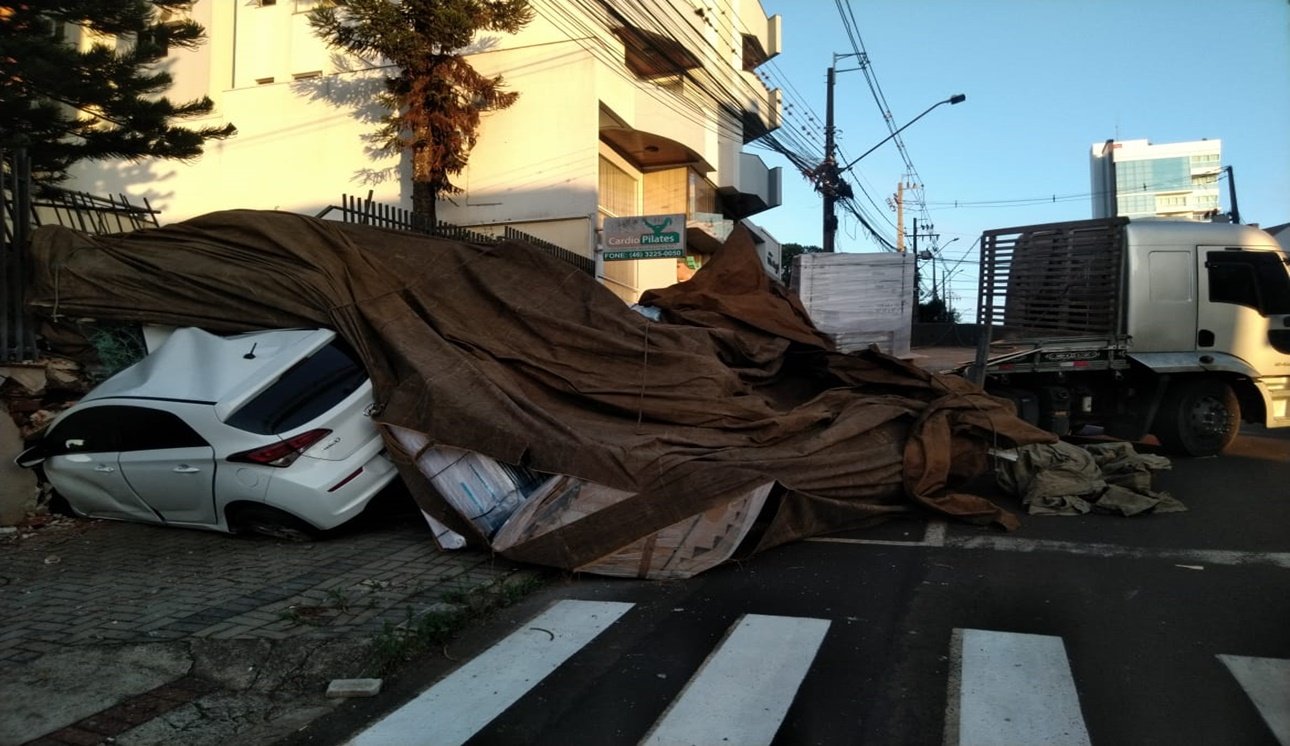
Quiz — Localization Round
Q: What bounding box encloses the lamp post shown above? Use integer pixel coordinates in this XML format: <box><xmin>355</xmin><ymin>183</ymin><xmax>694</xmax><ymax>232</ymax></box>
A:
<box><xmin>821</xmin><ymin>92</ymin><xmax>966</xmax><ymax>252</ymax></box>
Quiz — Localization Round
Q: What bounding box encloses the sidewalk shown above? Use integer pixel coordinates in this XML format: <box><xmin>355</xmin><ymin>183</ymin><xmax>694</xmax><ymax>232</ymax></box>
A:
<box><xmin>0</xmin><ymin>505</ymin><xmax>536</xmax><ymax>746</ymax></box>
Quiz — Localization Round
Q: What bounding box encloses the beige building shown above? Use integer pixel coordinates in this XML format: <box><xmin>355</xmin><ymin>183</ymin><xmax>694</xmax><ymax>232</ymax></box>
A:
<box><xmin>66</xmin><ymin>0</ymin><xmax>785</xmax><ymax>303</ymax></box>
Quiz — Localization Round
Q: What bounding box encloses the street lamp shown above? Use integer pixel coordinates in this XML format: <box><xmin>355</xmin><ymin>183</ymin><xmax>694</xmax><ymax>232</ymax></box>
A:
<box><xmin>821</xmin><ymin>91</ymin><xmax>966</xmax><ymax>252</ymax></box>
<box><xmin>837</xmin><ymin>94</ymin><xmax>965</xmax><ymax>175</ymax></box>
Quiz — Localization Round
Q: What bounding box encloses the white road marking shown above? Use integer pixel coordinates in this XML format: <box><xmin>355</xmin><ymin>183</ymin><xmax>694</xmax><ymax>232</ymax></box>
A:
<box><xmin>641</xmin><ymin>614</ymin><xmax>831</xmax><ymax>746</ymax></box>
<box><xmin>1219</xmin><ymin>654</ymin><xmax>1290</xmax><ymax>745</ymax></box>
<box><xmin>347</xmin><ymin>599</ymin><xmax>634</xmax><ymax>746</ymax></box>
<box><xmin>924</xmin><ymin>520</ymin><xmax>948</xmax><ymax>547</ymax></box>
<box><xmin>950</xmin><ymin>628</ymin><xmax>1091</xmax><ymax>746</ymax></box>
<box><xmin>808</xmin><ymin>537</ymin><xmax>929</xmax><ymax>547</ymax></box>
<box><xmin>807</xmin><ymin>534</ymin><xmax>1290</xmax><ymax>570</ymax></box>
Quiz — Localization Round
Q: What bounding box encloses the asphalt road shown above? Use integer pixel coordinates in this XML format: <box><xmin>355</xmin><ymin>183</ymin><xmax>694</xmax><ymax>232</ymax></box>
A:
<box><xmin>297</xmin><ymin>426</ymin><xmax>1290</xmax><ymax>746</ymax></box>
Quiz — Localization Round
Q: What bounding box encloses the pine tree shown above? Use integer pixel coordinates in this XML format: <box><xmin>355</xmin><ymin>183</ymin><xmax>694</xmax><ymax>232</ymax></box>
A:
<box><xmin>0</xmin><ymin>1</ymin><xmax>236</xmax><ymax>182</ymax></box>
<box><xmin>309</xmin><ymin>0</ymin><xmax>533</xmax><ymax>225</ymax></box>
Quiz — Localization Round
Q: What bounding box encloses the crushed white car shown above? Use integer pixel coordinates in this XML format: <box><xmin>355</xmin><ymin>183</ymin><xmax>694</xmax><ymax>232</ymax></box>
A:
<box><xmin>16</xmin><ymin>327</ymin><xmax>398</xmax><ymax>538</ymax></box>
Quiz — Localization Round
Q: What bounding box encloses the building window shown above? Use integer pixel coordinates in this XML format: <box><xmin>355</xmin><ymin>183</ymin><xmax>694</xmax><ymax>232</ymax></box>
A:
<box><xmin>643</xmin><ymin>168</ymin><xmax>687</xmax><ymax>214</ymax></box>
<box><xmin>1116</xmin><ymin>156</ymin><xmax>1190</xmax><ymax>194</ymax></box>
<box><xmin>689</xmin><ymin>171</ymin><xmax>717</xmax><ymax>215</ymax></box>
<box><xmin>598</xmin><ymin>156</ymin><xmax>637</xmax><ymax>217</ymax></box>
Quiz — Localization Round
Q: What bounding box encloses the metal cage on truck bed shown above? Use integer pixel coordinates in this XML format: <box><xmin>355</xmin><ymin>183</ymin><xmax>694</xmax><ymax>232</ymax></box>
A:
<box><xmin>977</xmin><ymin>217</ymin><xmax>1129</xmax><ymax>340</ymax></box>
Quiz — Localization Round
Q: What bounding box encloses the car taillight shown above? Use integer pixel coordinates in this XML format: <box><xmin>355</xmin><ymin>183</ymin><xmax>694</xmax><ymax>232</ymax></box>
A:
<box><xmin>228</xmin><ymin>429</ymin><xmax>332</xmax><ymax>467</ymax></box>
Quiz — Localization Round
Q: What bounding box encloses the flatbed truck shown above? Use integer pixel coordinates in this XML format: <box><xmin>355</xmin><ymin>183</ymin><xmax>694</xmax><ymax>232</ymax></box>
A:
<box><xmin>958</xmin><ymin>217</ymin><xmax>1290</xmax><ymax>456</ymax></box>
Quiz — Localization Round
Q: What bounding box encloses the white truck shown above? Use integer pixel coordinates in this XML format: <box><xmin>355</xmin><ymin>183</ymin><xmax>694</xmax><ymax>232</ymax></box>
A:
<box><xmin>962</xmin><ymin>216</ymin><xmax>1290</xmax><ymax>456</ymax></box>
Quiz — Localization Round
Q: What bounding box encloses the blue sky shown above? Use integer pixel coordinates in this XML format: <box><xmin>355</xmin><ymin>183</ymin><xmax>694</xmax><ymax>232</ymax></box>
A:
<box><xmin>751</xmin><ymin>0</ymin><xmax>1290</xmax><ymax>318</ymax></box>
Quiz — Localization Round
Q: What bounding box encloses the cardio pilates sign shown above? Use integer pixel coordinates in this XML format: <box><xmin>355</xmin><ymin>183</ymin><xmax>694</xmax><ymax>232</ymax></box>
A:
<box><xmin>602</xmin><ymin>214</ymin><xmax>686</xmax><ymax>260</ymax></box>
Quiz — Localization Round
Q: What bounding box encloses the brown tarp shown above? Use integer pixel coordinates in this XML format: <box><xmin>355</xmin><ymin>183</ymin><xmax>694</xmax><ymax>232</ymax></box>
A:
<box><xmin>25</xmin><ymin>210</ymin><xmax>1054</xmax><ymax>571</ymax></box>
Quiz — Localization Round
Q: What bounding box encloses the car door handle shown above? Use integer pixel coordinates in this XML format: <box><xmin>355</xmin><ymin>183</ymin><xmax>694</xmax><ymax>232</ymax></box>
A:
<box><xmin>173</xmin><ymin>465</ymin><xmax>201</xmax><ymax>474</ymax></box>
<box><xmin>94</xmin><ymin>465</ymin><xmax>116</xmax><ymax>473</ymax></box>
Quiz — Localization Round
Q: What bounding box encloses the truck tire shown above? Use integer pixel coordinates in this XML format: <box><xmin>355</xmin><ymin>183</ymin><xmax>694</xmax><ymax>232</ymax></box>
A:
<box><xmin>1153</xmin><ymin>378</ymin><xmax>1239</xmax><ymax>457</ymax></box>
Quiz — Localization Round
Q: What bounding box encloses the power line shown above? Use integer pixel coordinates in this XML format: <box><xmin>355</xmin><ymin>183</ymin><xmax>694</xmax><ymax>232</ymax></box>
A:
<box><xmin>925</xmin><ymin>172</ymin><xmax>1232</xmax><ymax>209</ymax></box>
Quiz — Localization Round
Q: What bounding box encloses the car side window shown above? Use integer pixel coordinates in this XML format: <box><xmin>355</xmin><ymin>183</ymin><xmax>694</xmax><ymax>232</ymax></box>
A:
<box><xmin>45</xmin><ymin>405</ymin><xmax>208</xmax><ymax>456</ymax></box>
<box><xmin>115</xmin><ymin>407</ymin><xmax>210</xmax><ymax>452</ymax></box>
<box><xmin>45</xmin><ymin>407</ymin><xmax>126</xmax><ymax>455</ymax></box>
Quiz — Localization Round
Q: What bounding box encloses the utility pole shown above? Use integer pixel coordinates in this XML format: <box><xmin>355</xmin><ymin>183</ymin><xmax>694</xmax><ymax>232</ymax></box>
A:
<box><xmin>820</xmin><ymin>60</ymin><xmax>962</xmax><ymax>254</ymax></box>
<box><xmin>895</xmin><ymin>181</ymin><xmax>904</xmax><ymax>253</ymax></box>
<box><xmin>907</xmin><ymin>219</ymin><xmax>942</xmax><ymax>318</ymax></box>
<box><xmin>912</xmin><ymin>217</ymin><xmax>920</xmax><ymax>317</ymax></box>
<box><xmin>933</xmin><ymin>252</ymin><xmax>944</xmax><ymax>302</ymax></box>
<box><xmin>822</xmin><ymin>65</ymin><xmax>837</xmax><ymax>252</ymax></box>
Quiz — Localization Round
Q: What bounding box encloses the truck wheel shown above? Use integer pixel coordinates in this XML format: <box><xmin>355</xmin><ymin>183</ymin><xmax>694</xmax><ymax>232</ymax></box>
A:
<box><xmin>1154</xmin><ymin>378</ymin><xmax>1239</xmax><ymax>457</ymax></box>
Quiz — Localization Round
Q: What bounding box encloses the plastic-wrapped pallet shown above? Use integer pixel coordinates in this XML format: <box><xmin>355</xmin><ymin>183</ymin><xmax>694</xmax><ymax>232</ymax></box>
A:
<box><xmin>386</xmin><ymin>425</ymin><xmax>555</xmax><ymax>543</ymax></box>
<box><xmin>791</xmin><ymin>251</ymin><xmax>915</xmax><ymax>356</ymax></box>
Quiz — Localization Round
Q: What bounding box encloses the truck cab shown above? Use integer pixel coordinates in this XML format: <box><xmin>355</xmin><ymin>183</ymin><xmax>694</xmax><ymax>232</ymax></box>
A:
<box><xmin>1124</xmin><ymin>220</ymin><xmax>1290</xmax><ymax>431</ymax></box>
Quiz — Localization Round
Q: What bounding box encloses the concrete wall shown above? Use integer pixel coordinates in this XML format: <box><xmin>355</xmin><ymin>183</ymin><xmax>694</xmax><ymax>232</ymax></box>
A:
<box><xmin>0</xmin><ymin>412</ymin><xmax>35</xmax><ymax>525</ymax></box>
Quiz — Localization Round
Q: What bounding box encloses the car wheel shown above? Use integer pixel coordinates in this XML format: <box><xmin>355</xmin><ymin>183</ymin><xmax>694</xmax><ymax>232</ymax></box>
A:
<box><xmin>1153</xmin><ymin>378</ymin><xmax>1239</xmax><ymax>457</ymax></box>
<box><xmin>228</xmin><ymin>504</ymin><xmax>318</xmax><ymax>542</ymax></box>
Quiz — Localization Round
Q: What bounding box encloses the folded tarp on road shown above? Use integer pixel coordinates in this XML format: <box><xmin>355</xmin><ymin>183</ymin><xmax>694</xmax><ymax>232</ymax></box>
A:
<box><xmin>26</xmin><ymin>210</ymin><xmax>1055</xmax><ymax>576</ymax></box>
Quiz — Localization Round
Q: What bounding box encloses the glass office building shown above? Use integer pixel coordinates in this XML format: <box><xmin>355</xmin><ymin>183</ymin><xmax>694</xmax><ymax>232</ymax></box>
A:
<box><xmin>1090</xmin><ymin>139</ymin><xmax>1222</xmax><ymax>220</ymax></box>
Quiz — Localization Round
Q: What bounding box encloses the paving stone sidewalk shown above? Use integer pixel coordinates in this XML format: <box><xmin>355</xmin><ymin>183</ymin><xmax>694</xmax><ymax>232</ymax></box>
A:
<box><xmin>0</xmin><ymin>510</ymin><xmax>532</xmax><ymax>745</ymax></box>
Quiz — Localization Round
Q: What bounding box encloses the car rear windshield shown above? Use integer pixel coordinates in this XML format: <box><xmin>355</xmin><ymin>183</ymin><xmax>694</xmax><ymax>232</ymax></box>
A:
<box><xmin>226</xmin><ymin>341</ymin><xmax>368</xmax><ymax>435</ymax></box>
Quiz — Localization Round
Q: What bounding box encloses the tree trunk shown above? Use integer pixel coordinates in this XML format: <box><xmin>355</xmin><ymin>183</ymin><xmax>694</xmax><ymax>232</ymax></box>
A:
<box><xmin>412</xmin><ymin>180</ymin><xmax>437</xmax><ymax>232</ymax></box>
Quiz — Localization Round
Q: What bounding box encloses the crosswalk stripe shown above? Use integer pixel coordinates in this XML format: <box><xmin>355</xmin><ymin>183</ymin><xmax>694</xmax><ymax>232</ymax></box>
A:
<box><xmin>950</xmin><ymin>628</ymin><xmax>1091</xmax><ymax>746</ymax></box>
<box><xmin>347</xmin><ymin>599</ymin><xmax>634</xmax><ymax>746</ymax></box>
<box><xmin>1218</xmin><ymin>654</ymin><xmax>1290</xmax><ymax>745</ymax></box>
<box><xmin>640</xmin><ymin>613</ymin><xmax>831</xmax><ymax>746</ymax></box>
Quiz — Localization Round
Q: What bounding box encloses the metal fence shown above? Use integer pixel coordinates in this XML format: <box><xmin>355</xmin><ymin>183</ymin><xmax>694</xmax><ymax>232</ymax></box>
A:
<box><xmin>1</xmin><ymin>149</ymin><xmax>160</xmax><ymax>363</ymax></box>
<box><xmin>1</xmin><ymin>150</ymin><xmax>36</xmax><ymax>362</ymax></box>
<box><xmin>319</xmin><ymin>193</ymin><xmax>595</xmax><ymax>275</ymax></box>
<box><xmin>3</xmin><ymin>182</ymin><xmax>594</xmax><ymax>363</ymax></box>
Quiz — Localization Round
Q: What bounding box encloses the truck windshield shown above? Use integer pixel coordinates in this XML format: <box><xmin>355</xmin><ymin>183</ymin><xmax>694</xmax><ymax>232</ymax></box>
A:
<box><xmin>1206</xmin><ymin>250</ymin><xmax>1290</xmax><ymax>316</ymax></box>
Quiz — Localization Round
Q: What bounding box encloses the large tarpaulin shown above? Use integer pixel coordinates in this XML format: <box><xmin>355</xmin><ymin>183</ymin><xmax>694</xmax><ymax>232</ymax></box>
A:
<box><xmin>25</xmin><ymin>210</ymin><xmax>1055</xmax><ymax>572</ymax></box>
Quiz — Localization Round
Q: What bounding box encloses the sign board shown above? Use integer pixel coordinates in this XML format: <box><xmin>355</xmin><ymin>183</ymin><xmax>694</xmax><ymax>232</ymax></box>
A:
<box><xmin>602</xmin><ymin>214</ymin><xmax>686</xmax><ymax>261</ymax></box>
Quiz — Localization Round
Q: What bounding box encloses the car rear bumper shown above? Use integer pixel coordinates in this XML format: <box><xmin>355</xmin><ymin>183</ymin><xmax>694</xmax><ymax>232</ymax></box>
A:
<box><xmin>265</xmin><ymin>440</ymin><xmax>399</xmax><ymax>530</ymax></box>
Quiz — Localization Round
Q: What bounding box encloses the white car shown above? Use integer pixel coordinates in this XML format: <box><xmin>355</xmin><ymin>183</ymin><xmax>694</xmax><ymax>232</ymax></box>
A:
<box><xmin>16</xmin><ymin>327</ymin><xmax>398</xmax><ymax>539</ymax></box>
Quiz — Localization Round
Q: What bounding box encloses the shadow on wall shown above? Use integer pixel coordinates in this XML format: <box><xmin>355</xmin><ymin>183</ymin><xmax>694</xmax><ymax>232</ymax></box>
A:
<box><xmin>69</xmin><ymin>43</ymin><xmax>596</xmax><ymax>231</ymax></box>
<box><xmin>73</xmin><ymin>157</ymin><xmax>177</xmax><ymax>217</ymax></box>
<box><xmin>69</xmin><ymin>53</ymin><xmax>395</xmax><ymax>218</ymax></box>
<box><xmin>291</xmin><ymin>54</ymin><xmax>405</xmax><ymax>191</ymax></box>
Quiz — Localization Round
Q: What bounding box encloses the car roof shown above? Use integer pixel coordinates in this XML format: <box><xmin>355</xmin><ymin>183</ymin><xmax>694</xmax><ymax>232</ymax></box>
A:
<box><xmin>84</xmin><ymin>328</ymin><xmax>337</xmax><ymax>416</ymax></box>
